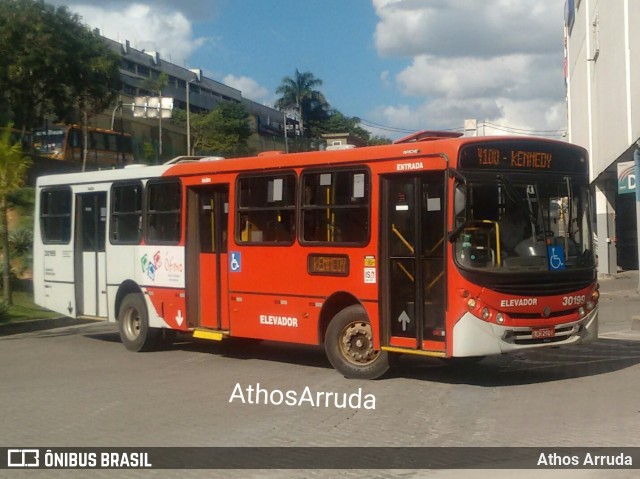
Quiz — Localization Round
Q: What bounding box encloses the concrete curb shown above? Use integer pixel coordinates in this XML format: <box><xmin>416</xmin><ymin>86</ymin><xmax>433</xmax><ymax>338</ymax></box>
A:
<box><xmin>0</xmin><ymin>317</ymin><xmax>93</xmax><ymax>336</ymax></box>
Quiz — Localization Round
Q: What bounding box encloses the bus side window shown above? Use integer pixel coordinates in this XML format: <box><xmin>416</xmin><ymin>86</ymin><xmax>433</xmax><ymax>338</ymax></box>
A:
<box><xmin>111</xmin><ymin>182</ymin><xmax>143</xmax><ymax>244</ymax></box>
<box><xmin>300</xmin><ymin>169</ymin><xmax>370</xmax><ymax>245</ymax></box>
<box><xmin>236</xmin><ymin>174</ymin><xmax>296</xmax><ymax>245</ymax></box>
<box><xmin>146</xmin><ymin>180</ymin><xmax>182</xmax><ymax>244</ymax></box>
<box><xmin>40</xmin><ymin>188</ymin><xmax>72</xmax><ymax>244</ymax></box>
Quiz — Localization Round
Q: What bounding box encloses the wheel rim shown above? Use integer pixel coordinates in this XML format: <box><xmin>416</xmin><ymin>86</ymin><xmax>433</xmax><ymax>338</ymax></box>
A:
<box><xmin>122</xmin><ymin>307</ymin><xmax>142</xmax><ymax>340</ymax></box>
<box><xmin>338</xmin><ymin>321</ymin><xmax>379</xmax><ymax>366</ymax></box>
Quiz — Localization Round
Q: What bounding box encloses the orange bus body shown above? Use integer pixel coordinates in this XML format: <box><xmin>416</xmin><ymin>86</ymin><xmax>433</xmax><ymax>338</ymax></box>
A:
<box><xmin>33</xmin><ymin>133</ymin><xmax>599</xmax><ymax>379</ymax></box>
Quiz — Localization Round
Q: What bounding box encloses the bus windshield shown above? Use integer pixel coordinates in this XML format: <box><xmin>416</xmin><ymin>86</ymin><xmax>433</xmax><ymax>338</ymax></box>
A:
<box><xmin>452</xmin><ymin>173</ymin><xmax>595</xmax><ymax>273</ymax></box>
<box><xmin>33</xmin><ymin>126</ymin><xmax>66</xmax><ymax>156</ymax></box>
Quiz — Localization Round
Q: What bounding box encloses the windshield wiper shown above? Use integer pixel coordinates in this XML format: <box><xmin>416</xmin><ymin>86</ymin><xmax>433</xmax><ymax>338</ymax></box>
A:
<box><xmin>448</xmin><ymin>222</ymin><xmax>467</xmax><ymax>243</ymax></box>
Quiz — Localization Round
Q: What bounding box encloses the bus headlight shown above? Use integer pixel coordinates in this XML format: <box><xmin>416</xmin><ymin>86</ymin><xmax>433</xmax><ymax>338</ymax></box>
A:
<box><xmin>481</xmin><ymin>307</ymin><xmax>490</xmax><ymax>320</ymax></box>
<box><xmin>579</xmin><ymin>307</ymin><xmax>586</xmax><ymax>317</ymax></box>
<box><xmin>467</xmin><ymin>298</ymin><xmax>477</xmax><ymax>309</ymax></box>
<box><xmin>586</xmin><ymin>301</ymin><xmax>595</xmax><ymax>311</ymax></box>
<box><xmin>496</xmin><ymin>313</ymin><xmax>505</xmax><ymax>325</ymax></box>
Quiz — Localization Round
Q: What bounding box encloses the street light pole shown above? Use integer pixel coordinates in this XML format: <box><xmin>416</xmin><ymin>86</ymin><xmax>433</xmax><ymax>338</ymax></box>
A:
<box><xmin>186</xmin><ymin>79</ymin><xmax>194</xmax><ymax>156</ymax></box>
<box><xmin>111</xmin><ymin>101</ymin><xmax>122</xmax><ymax>130</ymax></box>
<box><xmin>283</xmin><ymin>110</ymin><xmax>288</xmax><ymax>153</ymax></box>
<box><xmin>158</xmin><ymin>93</ymin><xmax>163</xmax><ymax>163</ymax></box>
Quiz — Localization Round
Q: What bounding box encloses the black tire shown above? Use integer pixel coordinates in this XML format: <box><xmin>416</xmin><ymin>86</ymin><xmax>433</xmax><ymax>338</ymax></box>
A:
<box><xmin>118</xmin><ymin>293</ymin><xmax>160</xmax><ymax>352</ymax></box>
<box><xmin>325</xmin><ymin>304</ymin><xmax>390</xmax><ymax>379</ymax></box>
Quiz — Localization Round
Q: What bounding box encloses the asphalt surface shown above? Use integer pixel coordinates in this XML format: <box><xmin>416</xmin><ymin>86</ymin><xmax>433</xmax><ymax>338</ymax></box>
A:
<box><xmin>0</xmin><ymin>272</ymin><xmax>638</xmax><ymax>479</ymax></box>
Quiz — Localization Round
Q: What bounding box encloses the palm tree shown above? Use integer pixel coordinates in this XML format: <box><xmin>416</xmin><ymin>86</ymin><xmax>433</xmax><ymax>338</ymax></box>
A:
<box><xmin>0</xmin><ymin>125</ymin><xmax>31</xmax><ymax>304</ymax></box>
<box><xmin>275</xmin><ymin>69</ymin><xmax>328</xmax><ymax>137</ymax></box>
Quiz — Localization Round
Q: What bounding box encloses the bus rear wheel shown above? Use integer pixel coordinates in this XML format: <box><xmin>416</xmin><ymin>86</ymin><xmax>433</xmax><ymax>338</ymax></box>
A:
<box><xmin>118</xmin><ymin>293</ymin><xmax>160</xmax><ymax>352</ymax></box>
<box><xmin>325</xmin><ymin>305</ymin><xmax>390</xmax><ymax>379</ymax></box>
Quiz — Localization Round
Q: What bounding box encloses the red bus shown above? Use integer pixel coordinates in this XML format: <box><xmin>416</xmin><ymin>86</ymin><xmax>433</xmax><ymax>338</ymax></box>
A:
<box><xmin>33</xmin><ymin>132</ymin><xmax>599</xmax><ymax>379</ymax></box>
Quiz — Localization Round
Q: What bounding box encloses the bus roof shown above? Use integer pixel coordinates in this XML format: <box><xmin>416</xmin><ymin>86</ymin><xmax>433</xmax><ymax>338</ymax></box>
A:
<box><xmin>35</xmin><ymin>135</ymin><xmax>584</xmax><ymax>187</ymax></box>
<box><xmin>163</xmin><ymin>135</ymin><xmax>582</xmax><ymax>177</ymax></box>
<box><xmin>35</xmin><ymin>164</ymin><xmax>173</xmax><ymax>187</ymax></box>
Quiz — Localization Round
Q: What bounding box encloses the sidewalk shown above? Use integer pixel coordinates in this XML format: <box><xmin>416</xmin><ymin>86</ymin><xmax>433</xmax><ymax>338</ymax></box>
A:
<box><xmin>0</xmin><ymin>316</ymin><xmax>92</xmax><ymax>336</ymax></box>
<box><xmin>597</xmin><ymin>270</ymin><xmax>640</xmax><ymax>335</ymax></box>
<box><xmin>598</xmin><ymin>269</ymin><xmax>640</xmax><ymax>295</ymax></box>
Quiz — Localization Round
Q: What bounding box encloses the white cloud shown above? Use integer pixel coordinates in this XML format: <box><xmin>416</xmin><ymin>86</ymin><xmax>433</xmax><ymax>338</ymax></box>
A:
<box><xmin>380</xmin><ymin>70</ymin><xmax>391</xmax><ymax>88</ymax></box>
<box><xmin>373</xmin><ymin>98</ymin><xmax>503</xmax><ymax>133</ymax></box>
<box><xmin>396</xmin><ymin>54</ymin><xmax>562</xmax><ymax>102</ymax></box>
<box><xmin>223</xmin><ymin>75</ymin><xmax>270</xmax><ymax>102</ymax></box>
<box><xmin>373</xmin><ymin>0</ymin><xmax>562</xmax><ymax>58</ymax></box>
<box><xmin>52</xmin><ymin>0</ymin><xmax>215</xmax><ymax>19</ymax></box>
<box><xmin>370</xmin><ymin>96</ymin><xmax>565</xmax><ymax>138</ymax></box>
<box><xmin>58</xmin><ymin>3</ymin><xmax>209</xmax><ymax>65</ymax></box>
<box><xmin>371</xmin><ymin>0</ymin><xmax>566</xmax><ymax>138</ymax></box>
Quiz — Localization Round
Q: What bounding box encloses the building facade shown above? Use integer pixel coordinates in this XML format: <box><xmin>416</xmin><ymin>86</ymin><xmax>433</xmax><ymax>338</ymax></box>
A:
<box><xmin>91</xmin><ymin>35</ymin><xmax>287</xmax><ymax>161</ymax></box>
<box><xmin>565</xmin><ymin>0</ymin><xmax>640</xmax><ymax>274</ymax></box>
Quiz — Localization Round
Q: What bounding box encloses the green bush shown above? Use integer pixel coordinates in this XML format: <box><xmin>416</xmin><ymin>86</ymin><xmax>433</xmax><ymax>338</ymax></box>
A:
<box><xmin>0</xmin><ymin>262</ymin><xmax>17</xmax><ymax>289</ymax></box>
<box><xmin>10</xmin><ymin>227</ymin><xmax>32</xmax><ymax>257</ymax></box>
<box><xmin>0</xmin><ymin>299</ymin><xmax>10</xmax><ymax>322</ymax></box>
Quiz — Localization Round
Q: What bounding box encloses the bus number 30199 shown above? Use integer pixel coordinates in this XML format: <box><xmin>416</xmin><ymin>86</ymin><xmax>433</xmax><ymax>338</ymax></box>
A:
<box><xmin>562</xmin><ymin>295</ymin><xmax>586</xmax><ymax>307</ymax></box>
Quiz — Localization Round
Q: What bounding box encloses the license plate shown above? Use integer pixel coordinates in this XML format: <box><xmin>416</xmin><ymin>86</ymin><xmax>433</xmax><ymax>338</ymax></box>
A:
<box><xmin>532</xmin><ymin>327</ymin><xmax>555</xmax><ymax>339</ymax></box>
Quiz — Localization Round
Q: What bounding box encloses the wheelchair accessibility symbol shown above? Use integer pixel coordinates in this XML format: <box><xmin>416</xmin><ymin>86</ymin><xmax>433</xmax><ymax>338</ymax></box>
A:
<box><xmin>230</xmin><ymin>252</ymin><xmax>242</xmax><ymax>272</ymax></box>
<box><xmin>547</xmin><ymin>246</ymin><xmax>565</xmax><ymax>271</ymax></box>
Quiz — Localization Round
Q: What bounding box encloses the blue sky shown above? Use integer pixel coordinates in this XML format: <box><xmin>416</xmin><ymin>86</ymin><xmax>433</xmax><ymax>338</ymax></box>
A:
<box><xmin>50</xmin><ymin>1</ymin><xmax>567</xmax><ymax>139</ymax></box>
<box><xmin>192</xmin><ymin>1</ymin><xmax>390</xmax><ymax>114</ymax></box>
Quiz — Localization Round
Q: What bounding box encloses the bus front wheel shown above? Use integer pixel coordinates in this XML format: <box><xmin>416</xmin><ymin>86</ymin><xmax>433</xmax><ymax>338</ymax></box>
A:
<box><xmin>118</xmin><ymin>293</ymin><xmax>160</xmax><ymax>352</ymax></box>
<box><xmin>325</xmin><ymin>305</ymin><xmax>390</xmax><ymax>379</ymax></box>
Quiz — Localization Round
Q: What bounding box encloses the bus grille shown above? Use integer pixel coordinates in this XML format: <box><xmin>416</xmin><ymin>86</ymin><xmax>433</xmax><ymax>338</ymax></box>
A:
<box><xmin>503</xmin><ymin>324</ymin><xmax>581</xmax><ymax>345</ymax></box>
<box><xmin>508</xmin><ymin>309</ymin><xmax>575</xmax><ymax>320</ymax></box>
<box><xmin>490</xmin><ymin>279</ymin><xmax>592</xmax><ymax>296</ymax></box>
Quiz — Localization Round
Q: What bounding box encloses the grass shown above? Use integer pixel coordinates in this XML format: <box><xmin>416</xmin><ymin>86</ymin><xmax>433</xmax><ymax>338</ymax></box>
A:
<box><xmin>0</xmin><ymin>290</ymin><xmax>59</xmax><ymax>323</ymax></box>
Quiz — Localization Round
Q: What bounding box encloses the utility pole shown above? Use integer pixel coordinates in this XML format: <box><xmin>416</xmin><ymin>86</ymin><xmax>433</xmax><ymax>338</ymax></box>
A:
<box><xmin>158</xmin><ymin>93</ymin><xmax>163</xmax><ymax>162</ymax></box>
<box><xmin>635</xmin><ymin>143</ymin><xmax>640</xmax><ymax>291</ymax></box>
<box><xmin>186</xmin><ymin>70</ymin><xmax>201</xmax><ymax>156</ymax></box>
<box><xmin>284</xmin><ymin>111</ymin><xmax>289</xmax><ymax>153</ymax></box>
<box><xmin>187</xmin><ymin>79</ymin><xmax>197</xmax><ymax>155</ymax></box>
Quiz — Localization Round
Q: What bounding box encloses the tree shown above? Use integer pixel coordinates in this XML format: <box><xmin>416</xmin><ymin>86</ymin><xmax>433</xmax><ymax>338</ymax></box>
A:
<box><xmin>312</xmin><ymin>109</ymin><xmax>392</xmax><ymax>146</ymax></box>
<box><xmin>189</xmin><ymin>101</ymin><xmax>252</xmax><ymax>157</ymax></box>
<box><xmin>320</xmin><ymin>110</ymin><xmax>371</xmax><ymax>144</ymax></box>
<box><xmin>367</xmin><ymin>135</ymin><xmax>393</xmax><ymax>146</ymax></box>
<box><xmin>72</xmin><ymin>32</ymin><xmax>121</xmax><ymax>170</ymax></box>
<box><xmin>0</xmin><ymin>0</ymin><xmax>121</xmax><ymax>140</ymax></box>
<box><xmin>275</xmin><ymin>69</ymin><xmax>328</xmax><ymax>137</ymax></box>
<box><xmin>204</xmin><ymin>101</ymin><xmax>252</xmax><ymax>157</ymax></box>
<box><xmin>0</xmin><ymin>124</ymin><xmax>31</xmax><ymax>304</ymax></box>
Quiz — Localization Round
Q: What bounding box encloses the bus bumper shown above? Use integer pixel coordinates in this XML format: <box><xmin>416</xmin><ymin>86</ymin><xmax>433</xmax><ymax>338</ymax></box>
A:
<box><xmin>451</xmin><ymin>307</ymin><xmax>599</xmax><ymax>357</ymax></box>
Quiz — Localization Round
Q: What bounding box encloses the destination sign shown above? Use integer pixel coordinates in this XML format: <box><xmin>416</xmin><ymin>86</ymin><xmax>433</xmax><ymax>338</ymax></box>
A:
<box><xmin>459</xmin><ymin>140</ymin><xmax>586</xmax><ymax>174</ymax></box>
<box><xmin>307</xmin><ymin>254</ymin><xmax>350</xmax><ymax>276</ymax></box>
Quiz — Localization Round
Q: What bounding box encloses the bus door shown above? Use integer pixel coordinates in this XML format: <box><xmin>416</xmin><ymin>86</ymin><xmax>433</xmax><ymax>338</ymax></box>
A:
<box><xmin>381</xmin><ymin>172</ymin><xmax>447</xmax><ymax>351</ymax></box>
<box><xmin>74</xmin><ymin>192</ymin><xmax>107</xmax><ymax>317</ymax></box>
<box><xmin>186</xmin><ymin>186</ymin><xmax>229</xmax><ymax>330</ymax></box>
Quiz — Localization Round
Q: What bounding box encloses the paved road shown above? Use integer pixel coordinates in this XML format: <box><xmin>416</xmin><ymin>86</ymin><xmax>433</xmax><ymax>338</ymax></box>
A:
<box><xmin>1</xmin><ymin>272</ymin><xmax>639</xmax><ymax>479</ymax></box>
